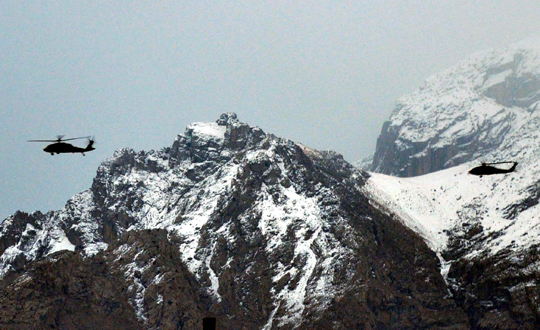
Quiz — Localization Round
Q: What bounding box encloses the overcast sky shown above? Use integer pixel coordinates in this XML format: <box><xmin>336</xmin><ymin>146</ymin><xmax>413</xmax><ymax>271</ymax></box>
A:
<box><xmin>2</xmin><ymin>1</ymin><xmax>540</xmax><ymax>220</ymax></box>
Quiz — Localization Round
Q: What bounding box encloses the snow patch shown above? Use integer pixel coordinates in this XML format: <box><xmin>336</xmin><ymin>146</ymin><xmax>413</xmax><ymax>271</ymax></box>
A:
<box><xmin>47</xmin><ymin>230</ymin><xmax>75</xmax><ymax>255</ymax></box>
<box><xmin>188</xmin><ymin>122</ymin><xmax>226</xmax><ymax>140</ymax></box>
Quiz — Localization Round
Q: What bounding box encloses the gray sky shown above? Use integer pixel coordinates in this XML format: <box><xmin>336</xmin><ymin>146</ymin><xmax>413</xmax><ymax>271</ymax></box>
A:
<box><xmin>2</xmin><ymin>0</ymin><xmax>540</xmax><ymax>220</ymax></box>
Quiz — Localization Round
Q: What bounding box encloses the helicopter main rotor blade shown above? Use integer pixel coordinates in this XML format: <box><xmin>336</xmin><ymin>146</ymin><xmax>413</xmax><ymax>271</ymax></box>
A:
<box><xmin>483</xmin><ymin>161</ymin><xmax>516</xmax><ymax>165</ymax></box>
<box><xmin>28</xmin><ymin>135</ymin><xmax>92</xmax><ymax>143</ymax></box>
<box><xmin>28</xmin><ymin>139</ymin><xmax>59</xmax><ymax>142</ymax></box>
<box><xmin>60</xmin><ymin>136</ymin><xmax>92</xmax><ymax>141</ymax></box>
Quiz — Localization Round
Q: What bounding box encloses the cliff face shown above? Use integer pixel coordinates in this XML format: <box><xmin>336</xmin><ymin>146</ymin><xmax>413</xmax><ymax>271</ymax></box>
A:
<box><xmin>371</xmin><ymin>37</ymin><xmax>540</xmax><ymax>177</ymax></box>
<box><xmin>0</xmin><ymin>113</ymin><xmax>467</xmax><ymax>329</ymax></box>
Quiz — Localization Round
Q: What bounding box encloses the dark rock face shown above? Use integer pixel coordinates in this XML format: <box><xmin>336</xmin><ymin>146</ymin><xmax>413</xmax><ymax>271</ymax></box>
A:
<box><xmin>372</xmin><ymin>113</ymin><xmax>514</xmax><ymax>177</ymax></box>
<box><xmin>0</xmin><ymin>230</ymin><xmax>211</xmax><ymax>330</ymax></box>
<box><xmin>439</xmin><ymin>196</ymin><xmax>540</xmax><ymax>330</ymax></box>
<box><xmin>446</xmin><ymin>247</ymin><xmax>540</xmax><ymax>330</ymax></box>
<box><xmin>0</xmin><ymin>252</ymin><xmax>140</xmax><ymax>330</ymax></box>
<box><xmin>0</xmin><ymin>114</ymin><xmax>469</xmax><ymax>328</ymax></box>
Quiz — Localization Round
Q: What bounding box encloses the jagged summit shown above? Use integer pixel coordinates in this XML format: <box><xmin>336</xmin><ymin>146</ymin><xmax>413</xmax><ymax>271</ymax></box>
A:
<box><xmin>216</xmin><ymin>111</ymin><xmax>240</xmax><ymax>125</ymax></box>
<box><xmin>169</xmin><ymin>112</ymin><xmax>267</xmax><ymax>167</ymax></box>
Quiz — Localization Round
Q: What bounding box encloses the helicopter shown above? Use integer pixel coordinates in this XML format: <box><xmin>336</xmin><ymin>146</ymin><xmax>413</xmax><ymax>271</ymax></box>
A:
<box><xmin>28</xmin><ymin>135</ymin><xmax>96</xmax><ymax>156</ymax></box>
<box><xmin>468</xmin><ymin>161</ymin><xmax>518</xmax><ymax>177</ymax></box>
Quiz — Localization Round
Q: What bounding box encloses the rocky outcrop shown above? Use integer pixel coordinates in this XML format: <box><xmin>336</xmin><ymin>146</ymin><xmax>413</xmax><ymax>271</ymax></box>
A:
<box><xmin>446</xmin><ymin>243</ymin><xmax>540</xmax><ymax>329</ymax></box>
<box><xmin>0</xmin><ymin>230</ymin><xmax>212</xmax><ymax>330</ymax></box>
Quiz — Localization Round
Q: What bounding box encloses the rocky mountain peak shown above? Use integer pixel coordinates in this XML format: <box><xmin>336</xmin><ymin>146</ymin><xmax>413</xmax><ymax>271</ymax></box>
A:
<box><xmin>0</xmin><ymin>114</ymin><xmax>468</xmax><ymax>329</ymax></box>
<box><xmin>168</xmin><ymin>113</ymin><xmax>267</xmax><ymax>167</ymax></box>
<box><xmin>216</xmin><ymin>111</ymin><xmax>240</xmax><ymax>126</ymax></box>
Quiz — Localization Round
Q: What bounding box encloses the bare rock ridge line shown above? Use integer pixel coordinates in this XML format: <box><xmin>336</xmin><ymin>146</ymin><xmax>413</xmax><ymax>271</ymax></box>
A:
<box><xmin>0</xmin><ymin>112</ymin><xmax>467</xmax><ymax>329</ymax></box>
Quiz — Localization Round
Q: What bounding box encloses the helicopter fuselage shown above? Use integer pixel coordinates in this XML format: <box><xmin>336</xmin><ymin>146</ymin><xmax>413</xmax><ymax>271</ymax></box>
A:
<box><xmin>44</xmin><ymin>141</ymin><xmax>95</xmax><ymax>155</ymax></box>
<box><xmin>468</xmin><ymin>162</ymin><xmax>517</xmax><ymax>176</ymax></box>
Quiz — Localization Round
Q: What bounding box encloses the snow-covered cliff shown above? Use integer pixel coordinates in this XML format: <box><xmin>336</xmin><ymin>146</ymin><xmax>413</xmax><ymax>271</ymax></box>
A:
<box><xmin>372</xmin><ymin>36</ymin><xmax>540</xmax><ymax>177</ymax></box>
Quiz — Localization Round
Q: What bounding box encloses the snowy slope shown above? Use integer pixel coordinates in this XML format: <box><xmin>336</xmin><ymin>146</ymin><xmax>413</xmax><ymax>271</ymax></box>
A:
<box><xmin>364</xmin><ymin>116</ymin><xmax>540</xmax><ymax>326</ymax></box>
<box><xmin>368</xmin><ymin>36</ymin><xmax>540</xmax><ymax>263</ymax></box>
<box><xmin>366</xmin><ymin>157</ymin><xmax>540</xmax><ymax>260</ymax></box>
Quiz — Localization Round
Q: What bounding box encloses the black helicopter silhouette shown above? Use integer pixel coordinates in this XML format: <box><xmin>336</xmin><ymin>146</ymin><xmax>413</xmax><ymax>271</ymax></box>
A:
<box><xmin>28</xmin><ymin>135</ymin><xmax>95</xmax><ymax>156</ymax></box>
<box><xmin>468</xmin><ymin>161</ymin><xmax>517</xmax><ymax>177</ymax></box>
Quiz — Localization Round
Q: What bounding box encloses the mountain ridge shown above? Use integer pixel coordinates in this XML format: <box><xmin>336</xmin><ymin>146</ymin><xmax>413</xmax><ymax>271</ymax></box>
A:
<box><xmin>4</xmin><ymin>36</ymin><xmax>540</xmax><ymax>329</ymax></box>
<box><xmin>0</xmin><ymin>112</ymin><xmax>466</xmax><ymax>329</ymax></box>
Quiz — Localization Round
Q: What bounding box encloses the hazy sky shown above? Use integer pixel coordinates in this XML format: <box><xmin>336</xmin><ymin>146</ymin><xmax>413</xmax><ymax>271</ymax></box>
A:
<box><xmin>2</xmin><ymin>1</ymin><xmax>540</xmax><ymax>219</ymax></box>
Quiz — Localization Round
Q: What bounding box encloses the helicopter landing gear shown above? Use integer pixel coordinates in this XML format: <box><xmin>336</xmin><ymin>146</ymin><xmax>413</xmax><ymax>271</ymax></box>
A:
<box><xmin>50</xmin><ymin>153</ymin><xmax>54</xmax><ymax>156</ymax></box>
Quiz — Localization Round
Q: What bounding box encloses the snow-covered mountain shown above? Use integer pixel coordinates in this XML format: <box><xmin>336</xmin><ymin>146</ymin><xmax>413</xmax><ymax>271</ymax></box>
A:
<box><xmin>4</xmin><ymin>36</ymin><xmax>540</xmax><ymax>329</ymax></box>
<box><xmin>365</xmin><ymin>37</ymin><xmax>540</xmax><ymax>328</ymax></box>
<box><xmin>372</xmin><ymin>36</ymin><xmax>540</xmax><ymax>177</ymax></box>
<box><xmin>0</xmin><ymin>113</ymin><xmax>466</xmax><ymax>329</ymax></box>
